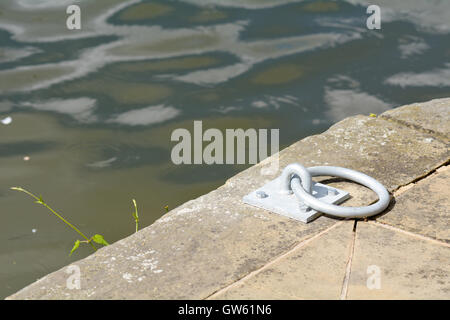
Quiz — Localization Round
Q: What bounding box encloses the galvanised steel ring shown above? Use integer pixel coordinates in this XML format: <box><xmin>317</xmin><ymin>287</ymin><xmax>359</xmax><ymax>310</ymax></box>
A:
<box><xmin>280</xmin><ymin>163</ymin><xmax>390</xmax><ymax>218</ymax></box>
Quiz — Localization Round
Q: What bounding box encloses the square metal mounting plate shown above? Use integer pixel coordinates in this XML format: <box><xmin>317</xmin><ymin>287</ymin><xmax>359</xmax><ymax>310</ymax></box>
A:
<box><xmin>243</xmin><ymin>176</ymin><xmax>350</xmax><ymax>223</ymax></box>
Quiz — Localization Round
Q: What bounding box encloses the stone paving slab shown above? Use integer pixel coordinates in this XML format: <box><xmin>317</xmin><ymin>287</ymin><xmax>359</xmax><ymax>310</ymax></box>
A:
<box><xmin>211</xmin><ymin>283</ymin><xmax>301</xmax><ymax>300</ymax></box>
<box><xmin>211</xmin><ymin>222</ymin><xmax>354</xmax><ymax>300</ymax></box>
<box><xmin>380</xmin><ymin>98</ymin><xmax>450</xmax><ymax>140</ymax></box>
<box><xmin>347</xmin><ymin>222</ymin><xmax>450</xmax><ymax>300</ymax></box>
<box><xmin>7</xmin><ymin>100</ymin><xmax>450</xmax><ymax>299</ymax></box>
<box><xmin>378</xmin><ymin>166</ymin><xmax>450</xmax><ymax>243</ymax></box>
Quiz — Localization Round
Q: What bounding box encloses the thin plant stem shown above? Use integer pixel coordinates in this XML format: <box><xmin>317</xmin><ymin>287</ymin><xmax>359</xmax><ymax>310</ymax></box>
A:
<box><xmin>132</xmin><ymin>199</ymin><xmax>139</xmax><ymax>233</ymax></box>
<box><xmin>11</xmin><ymin>187</ymin><xmax>97</xmax><ymax>251</ymax></box>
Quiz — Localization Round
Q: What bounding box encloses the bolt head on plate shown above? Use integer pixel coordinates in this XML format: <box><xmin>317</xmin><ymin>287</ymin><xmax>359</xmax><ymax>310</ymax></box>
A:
<box><xmin>256</xmin><ymin>191</ymin><xmax>268</xmax><ymax>198</ymax></box>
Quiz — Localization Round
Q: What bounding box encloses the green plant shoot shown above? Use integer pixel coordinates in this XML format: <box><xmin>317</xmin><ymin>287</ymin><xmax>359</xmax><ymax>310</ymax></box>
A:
<box><xmin>11</xmin><ymin>187</ymin><xmax>109</xmax><ymax>256</ymax></box>
<box><xmin>132</xmin><ymin>199</ymin><xmax>139</xmax><ymax>233</ymax></box>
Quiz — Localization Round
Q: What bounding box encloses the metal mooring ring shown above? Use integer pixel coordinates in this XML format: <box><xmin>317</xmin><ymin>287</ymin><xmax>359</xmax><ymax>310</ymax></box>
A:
<box><xmin>286</xmin><ymin>164</ymin><xmax>390</xmax><ymax>218</ymax></box>
<box><xmin>279</xmin><ymin>163</ymin><xmax>312</xmax><ymax>195</ymax></box>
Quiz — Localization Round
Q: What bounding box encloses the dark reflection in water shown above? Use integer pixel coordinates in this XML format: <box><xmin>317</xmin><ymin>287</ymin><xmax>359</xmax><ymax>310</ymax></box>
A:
<box><xmin>0</xmin><ymin>141</ymin><xmax>54</xmax><ymax>157</ymax></box>
<box><xmin>0</xmin><ymin>0</ymin><xmax>449</xmax><ymax>298</ymax></box>
<box><xmin>162</xmin><ymin>164</ymin><xmax>244</xmax><ymax>184</ymax></box>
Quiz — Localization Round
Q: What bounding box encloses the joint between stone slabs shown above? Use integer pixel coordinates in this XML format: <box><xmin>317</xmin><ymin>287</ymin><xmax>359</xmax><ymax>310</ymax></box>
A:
<box><xmin>339</xmin><ymin>220</ymin><xmax>357</xmax><ymax>300</ymax></box>
<box><xmin>390</xmin><ymin>160</ymin><xmax>450</xmax><ymax>197</ymax></box>
<box><xmin>367</xmin><ymin>221</ymin><xmax>450</xmax><ymax>248</ymax></box>
<box><xmin>379</xmin><ymin>114</ymin><xmax>450</xmax><ymax>143</ymax></box>
<box><xmin>394</xmin><ymin>163</ymin><xmax>449</xmax><ymax>197</ymax></box>
<box><xmin>205</xmin><ymin>221</ymin><xmax>344</xmax><ymax>300</ymax></box>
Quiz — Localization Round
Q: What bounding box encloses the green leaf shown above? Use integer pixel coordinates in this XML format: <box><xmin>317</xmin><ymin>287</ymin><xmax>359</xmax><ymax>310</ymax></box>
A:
<box><xmin>35</xmin><ymin>195</ymin><xmax>44</xmax><ymax>204</ymax></box>
<box><xmin>70</xmin><ymin>240</ymin><xmax>80</xmax><ymax>256</ymax></box>
<box><xmin>92</xmin><ymin>234</ymin><xmax>109</xmax><ymax>246</ymax></box>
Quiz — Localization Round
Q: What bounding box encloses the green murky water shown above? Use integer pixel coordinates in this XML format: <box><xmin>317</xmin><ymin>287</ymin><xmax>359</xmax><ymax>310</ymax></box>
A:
<box><xmin>1</xmin><ymin>0</ymin><xmax>449</xmax><ymax>298</ymax></box>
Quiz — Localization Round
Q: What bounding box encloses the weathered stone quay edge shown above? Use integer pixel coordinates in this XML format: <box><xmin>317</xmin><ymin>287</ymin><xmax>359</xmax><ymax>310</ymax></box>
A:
<box><xmin>7</xmin><ymin>98</ymin><xmax>450</xmax><ymax>299</ymax></box>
